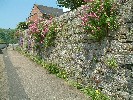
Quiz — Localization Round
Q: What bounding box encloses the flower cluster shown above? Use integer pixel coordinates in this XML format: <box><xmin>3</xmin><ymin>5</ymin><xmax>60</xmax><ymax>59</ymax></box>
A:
<box><xmin>27</xmin><ymin>15</ymin><xmax>58</xmax><ymax>53</ymax></box>
<box><xmin>28</xmin><ymin>17</ymin><xmax>53</xmax><ymax>45</ymax></box>
<box><xmin>29</xmin><ymin>22</ymin><xmax>38</xmax><ymax>33</ymax></box>
<box><xmin>81</xmin><ymin>0</ymin><xmax>118</xmax><ymax>41</ymax></box>
<box><xmin>43</xmin><ymin>21</ymin><xmax>58</xmax><ymax>48</ymax></box>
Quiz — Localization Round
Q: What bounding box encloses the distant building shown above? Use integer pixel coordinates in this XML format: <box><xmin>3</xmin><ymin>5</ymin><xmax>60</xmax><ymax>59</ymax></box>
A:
<box><xmin>27</xmin><ymin>4</ymin><xmax>63</xmax><ymax>22</ymax></box>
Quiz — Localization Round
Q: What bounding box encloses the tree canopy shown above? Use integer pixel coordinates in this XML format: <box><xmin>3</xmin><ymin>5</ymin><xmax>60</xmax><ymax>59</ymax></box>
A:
<box><xmin>16</xmin><ymin>22</ymin><xmax>28</xmax><ymax>30</ymax></box>
<box><xmin>0</xmin><ymin>28</ymin><xmax>17</xmax><ymax>43</ymax></box>
<box><xmin>57</xmin><ymin>0</ymin><xmax>86</xmax><ymax>10</ymax></box>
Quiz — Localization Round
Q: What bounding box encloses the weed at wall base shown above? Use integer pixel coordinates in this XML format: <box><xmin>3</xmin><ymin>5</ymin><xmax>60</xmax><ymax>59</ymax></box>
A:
<box><xmin>16</xmin><ymin>47</ymin><xmax>111</xmax><ymax>100</ymax></box>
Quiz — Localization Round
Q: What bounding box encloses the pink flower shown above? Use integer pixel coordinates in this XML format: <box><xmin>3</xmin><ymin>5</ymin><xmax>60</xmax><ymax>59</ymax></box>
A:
<box><xmin>82</xmin><ymin>21</ymin><xmax>86</xmax><ymax>26</ymax></box>
<box><xmin>41</xmin><ymin>33</ymin><xmax>46</xmax><ymax>38</ymax></box>
<box><xmin>40</xmin><ymin>40</ymin><xmax>43</xmax><ymax>44</ymax></box>
<box><xmin>82</xmin><ymin>17</ymin><xmax>88</xmax><ymax>22</ymax></box>
<box><xmin>43</xmin><ymin>27</ymin><xmax>49</xmax><ymax>34</ymax></box>
<box><xmin>82</xmin><ymin>5</ymin><xmax>90</xmax><ymax>10</ymax></box>
<box><xmin>88</xmin><ymin>12</ymin><xmax>98</xmax><ymax>18</ymax></box>
<box><xmin>84</xmin><ymin>0</ymin><xmax>94</xmax><ymax>2</ymax></box>
<box><xmin>49</xmin><ymin>16</ymin><xmax>53</xmax><ymax>20</ymax></box>
<box><xmin>29</xmin><ymin>23</ymin><xmax>39</xmax><ymax>33</ymax></box>
<box><xmin>34</xmin><ymin>20</ymin><xmax>39</xmax><ymax>24</ymax></box>
<box><xmin>36</xmin><ymin>29</ymin><xmax>40</xmax><ymax>33</ymax></box>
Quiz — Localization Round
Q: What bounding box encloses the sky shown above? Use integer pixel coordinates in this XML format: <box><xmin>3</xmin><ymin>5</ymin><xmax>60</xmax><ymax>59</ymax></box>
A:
<box><xmin>0</xmin><ymin>0</ymin><xmax>69</xmax><ymax>29</ymax></box>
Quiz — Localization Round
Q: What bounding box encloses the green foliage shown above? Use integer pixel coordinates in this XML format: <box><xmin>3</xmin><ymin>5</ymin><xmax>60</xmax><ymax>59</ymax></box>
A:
<box><xmin>44</xmin><ymin>22</ymin><xmax>58</xmax><ymax>48</ymax></box>
<box><xmin>57</xmin><ymin>69</ymin><xmax>68</xmax><ymax>79</ymax></box>
<box><xmin>106</xmin><ymin>57</ymin><xmax>118</xmax><ymax>69</ymax></box>
<box><xmin>43</xmin><ymin>63</ymin><xmax>68</xmax><ymax>79</ymax></box>
<box><xmin>16</xmin><ymin>22</ymin><xmax>28</xmax><ymax>30</ymax></box>
<box><xmin>46</xmin><ymin>63</ymin><xmax>60</xmax><ymax>74</ymax></box>
<box><xmin>0</xmin><ymin>28</ymin><xmax>17</xmax><ymax>44</ymax></box>
<box><xmin>0</xmin><ymin>33</ymin><xmax>5</xmax><ymax>43</ymax></box>
<box><xmin>17</xmin><ymin>48</ymin><xmax>110</xmax><ymax>100</ymax></box>
<box><xmin>28</xmin><ymin>18</ymin><xmax>57</xmax><ymax>54</ymax></box>
<box><xmin>57</xmin><ymin>0</ymin><xmax>86</xmax><ymax>10</ymax></box>
<box><xmin>74</xmin><ymin>83</ymin><xmax>83</xmax><ymax>89</ymax></box>
<box><xmin>92</xmin><ymin>55</ymin><xmax>99</xmax><ymax>63</ymax></box>
<box><xmin>69</xmin><ymin>80</ymin><xmax>110</xmax><ymax>100</ymax></box>
<box><xmin>81</xmin><ymin>0</ymin><xmax>119</xmax><ymax>41</ymax></box>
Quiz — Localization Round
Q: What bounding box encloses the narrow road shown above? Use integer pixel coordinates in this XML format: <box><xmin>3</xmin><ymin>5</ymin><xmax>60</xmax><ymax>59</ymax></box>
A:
<box><xmin>3</xmin><ymin>50</ymin><xmax>29</xmax><ymax>100</ymax></box>
<box><xmin>0</xmin><ymin>49</ymin><xmax>90</xmax><ymax>100</ymax></box>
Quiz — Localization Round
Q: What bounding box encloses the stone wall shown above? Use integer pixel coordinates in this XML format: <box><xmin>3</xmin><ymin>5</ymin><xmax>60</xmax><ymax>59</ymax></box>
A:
<box><xmin>23</xmin><ymin>0</ymin><xmax>133</xmax><ymax>99</ymax></box>
<box><xmin>43</xmin><ymin>1</ymin><xmax>133</xmax><ymax>99</ymax></box>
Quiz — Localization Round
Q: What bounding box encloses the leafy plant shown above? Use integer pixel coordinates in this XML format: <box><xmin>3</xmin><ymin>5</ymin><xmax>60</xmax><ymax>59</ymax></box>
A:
<box><xmin>16</xmin><ymin>48</ymin><xmax>110</xmax><ymax>100</ymax></box>
<box><xmin>28</xmin><ymin>17</ymin><xmax>58</xmax><ymax>57</ymax></box>
<box><xmin>28</xmin><ymin>18</ymin><xmax>51</xmax><ymax>56</ymax></box>
<box><xmin>0</xmin><ymin>28</ymin><xmax>17</xmax><ymax>44</ymax></box>
<box><xmin>81</xmin><ymin>0</ymin><xmax>119</xmax><ymax>41</ymax></box>
<box><xmin>57</xmin><ymin>69</ymin><xmax>68</xmax><ymax>79</ymax></box>
<box><xmin>57</xmin><ymin>0</ymin><xmax>87</xmax><ymax>10</ymax></box>
<box><xmin>46</xmin><ymin>63</ymin><xmax>59</xmax><ymax>74</ymax></box>
<box><xmin>68</xmin><ymin>80</ymin><xmax>110</xmax><ymax>100</ymax></box>
<box><xmin>16</xmin><ymin>22</ymin><xmax>28</xmax><ymax>30</ymax></box>
<box><xmin>106</xmin><ymin>57</ymin><xmax>118</xmax><ymax>69</ymax></box>
<box><xmin>44</xmin><ymin>22</ymin><xmax>58</xmax><ymax>48</ymax></box>
<box><xmin>92</xmin><ymin>55</ymin><xmax>99</xmax><ymax>63</ymax></box>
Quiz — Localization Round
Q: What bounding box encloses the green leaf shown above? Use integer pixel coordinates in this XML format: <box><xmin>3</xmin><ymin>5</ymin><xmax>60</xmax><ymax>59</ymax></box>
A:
<box><xmin>106</xmin><ymin>18</ymin><xmax>111</xmax><ymax>22</ymax></box>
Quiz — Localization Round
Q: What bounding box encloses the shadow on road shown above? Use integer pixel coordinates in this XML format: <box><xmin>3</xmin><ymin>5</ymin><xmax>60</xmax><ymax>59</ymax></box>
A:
<box><xmin>3</xmin><ymin>50</ymin><xmax>29</xmax><ymax>100</ymax></box>
<box><xmin>0</xmin><ymin>49</ymin><xmax>3</xmax><ymax>54</ymax></box>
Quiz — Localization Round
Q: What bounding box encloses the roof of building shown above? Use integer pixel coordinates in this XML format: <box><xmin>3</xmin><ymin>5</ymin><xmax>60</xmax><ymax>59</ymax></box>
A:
<box><xmin>35</xmin><ymin>4</ymin><xmax>63</xmax><ymax>16</ymax></box>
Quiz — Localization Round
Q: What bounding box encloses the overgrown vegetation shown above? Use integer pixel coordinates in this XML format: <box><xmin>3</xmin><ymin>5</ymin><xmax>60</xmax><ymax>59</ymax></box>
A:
<box><xmin>26</xmin><ymin>17</ymin><xmax>58</xmax><ymax>57</ymax></box>
<box><xmin>16</xmin><ymin>47</ymin><xmax>110</xmax><ymax>100</ymax></box>
<box><xmin>72</xmin><ymin>83</ymin><xmax>110</xmax><ymax>100</ymax></box>
<box><xmin>81</xmin><ymin>0</ymin><xmax>119</xmax><ymax>41</ymax></box>
<box><xmin>43</xmin><ymin>22</ymin><xmax>58</xmax><ymax>48</ymax></box>
<box><xmin>16</xmin><ymin>22</ymin><xmax>28</xmax><ymax>30</ymax></box>
<box><xmin>57</xmin><ymin>0</ymin><xmax>87</xmax><ymax>10</ymax></box>
<box><xmin>14</xmin><ymin>0</ymin><xmax>122</xmax><ymax>99</ymax></box>
<box><xmin>0</xmin><ymin>28</ymin><xmax>17</xmax><ymax>44</ymax></box>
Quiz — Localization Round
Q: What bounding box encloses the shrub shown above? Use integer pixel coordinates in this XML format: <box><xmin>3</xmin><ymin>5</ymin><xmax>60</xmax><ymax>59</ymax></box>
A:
<box><xmin>80</xmin><ymin>0</ymin><xmax>119</xmax><ymax>41</ymax></box>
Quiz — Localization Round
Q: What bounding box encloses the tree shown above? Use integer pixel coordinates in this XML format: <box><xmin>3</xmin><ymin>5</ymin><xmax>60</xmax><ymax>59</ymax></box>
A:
<box><xmin>0</xmin><ymin>28</ymin><xmax>6</xmax><ymax>43</ymax></box>
<box><xmin>0</xmin><ymin>28</ymin><xmax>17</xmax><ymax>44</ymax></box>
<box><xmin>16</xmin><ymin>22</ymin><xmax>28</xmax><ymax>30</ymax></box>
<box><xmin>57</xmin><ymin>0</ymin><xmax>87</xmax><ymax>10</ymax></box>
